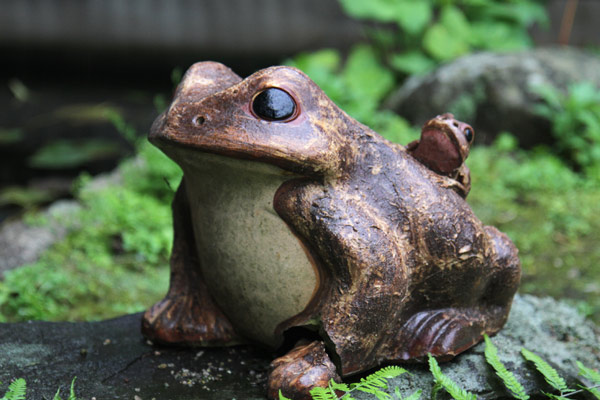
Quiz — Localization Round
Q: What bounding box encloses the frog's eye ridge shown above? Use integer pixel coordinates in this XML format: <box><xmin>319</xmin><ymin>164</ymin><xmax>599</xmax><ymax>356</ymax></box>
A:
<box><xmin>252</xmin><ymin>88</ymin><xmax>296</xmax><ymax>121</ymax></box>
<box><xmin>464</xmin><ymin>127</ymin><xmax>474</xmax><ymax>142</ymax></box>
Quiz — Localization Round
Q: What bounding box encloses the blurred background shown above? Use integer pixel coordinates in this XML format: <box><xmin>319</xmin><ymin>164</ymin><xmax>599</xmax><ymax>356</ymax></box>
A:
<box><xmin>0</xmin><ymin>0</ymin><xmax>599</xmax><ymax>324</ymax></box>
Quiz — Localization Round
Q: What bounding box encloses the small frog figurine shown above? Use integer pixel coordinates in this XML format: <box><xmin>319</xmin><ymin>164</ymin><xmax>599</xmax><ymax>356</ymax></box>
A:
<box><xmin>143</xmin><ymin>62</ymin><xmax>520</xmax><ymax>400</ymax></box>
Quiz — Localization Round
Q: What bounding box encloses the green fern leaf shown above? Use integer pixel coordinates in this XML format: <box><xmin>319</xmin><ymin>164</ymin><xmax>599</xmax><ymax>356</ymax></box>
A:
<box><xmin>576</xmin><ymin>361</ymin><xmax>600</xmax><ymax>399</ymax></box>
<box><xmin>521</xmin><ymin>348</ymin><xmax>572</xmax><ymax>394</ymax></box>
<box><xmin>68</xmin><ymin>377</ymin><xmax>77</xmax><ymax>400</ymax></box>
<box><xmin>351</xmin><ymin>366</ymin><xmax>406</xmax><ymax>399</ymax></box>
<box><xmin>577</xmin><ymin>361</ymin><xmax>600</xmax><ymax>384</ymax></box>
<box><xmin>330</xmin><ymin>381</ymin><xmax>350</xmax><ymax>393</ymax></box>
<box><xmin>2</xmin><ymin>379</ymin><xmax>26</xmax><ymax>400</ymax></box>
<box><xmin>483</xmin><ymin>335</ymin><xmax>529</xmax><ymax>400</ymax></box>
<box><xmin>309</xmin><ymin>382</ymin><xmax>339</xmax><ymax>400</ymax></box>
<box><xmin>395</xmin><ymin>388</ymin><xmax>422</xmax><ymax>400</ymax></box>
<box><xmin>53</xmin><ymin>387</ymin><xmax>63</xmax><ymax>400</ymax></box>
<box><xmin>428</xmin><ymin>354</ymin><xmax>477</xmax><ymax>400</ymax></box>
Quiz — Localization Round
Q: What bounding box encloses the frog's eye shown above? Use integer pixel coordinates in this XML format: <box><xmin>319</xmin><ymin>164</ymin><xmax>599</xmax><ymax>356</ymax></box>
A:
<box><xmin>252</xmin><ymin>88</ymin><xmax>296</xmax><ymax>121</ymax></box>
<box><xmin>464</xmin><ymin>127</ymin><xmax>474</xmax><ymax>143</ymax></box>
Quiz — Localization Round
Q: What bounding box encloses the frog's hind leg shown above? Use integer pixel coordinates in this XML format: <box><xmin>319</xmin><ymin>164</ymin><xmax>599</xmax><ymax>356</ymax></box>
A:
<box><xmin>142</xmin><ymin>181</ymin><xmax>239</xmax><ymax>346</ymax></box>
<box><xmin>267</xmin><ymin>341</ymin><xmax>340</xmax><ymax>400</ymax></box>
<box><xmin>393</xmin><ymin>226</ymin><xmax>520</xmax><ymax>361</ymax></box>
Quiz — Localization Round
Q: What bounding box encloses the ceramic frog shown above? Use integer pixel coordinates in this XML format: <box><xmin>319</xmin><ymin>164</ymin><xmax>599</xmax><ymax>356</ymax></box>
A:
<box><xmin>142</xmin><ymin>62</ymin><xmax>521</xmax><ymax>400</ymax></box>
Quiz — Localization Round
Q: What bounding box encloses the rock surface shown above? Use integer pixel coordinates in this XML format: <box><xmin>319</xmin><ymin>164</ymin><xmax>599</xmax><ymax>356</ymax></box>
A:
<box><xmin>0</xmin><ymin>200</ymin><xmax>80</xmax><ymax>276</ymax></box>
<box><xmin>1</xmin><ymin>295</ymin><xmax>598</xmax><ymax>399</ymax></box>
<box><xmin>386</xmin><ymin>47</ymin><xmax>600</xmax><ymax>147</ymax></box>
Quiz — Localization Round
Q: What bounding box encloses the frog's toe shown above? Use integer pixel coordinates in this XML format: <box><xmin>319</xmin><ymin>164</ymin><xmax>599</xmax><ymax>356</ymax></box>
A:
<box><xmin>267</xmin><ymin>341</ymin><xmax>340</xmax><ymax>400</ymax></box>
<box><xmin>142</xmin><ymin>294</ymin><xmax>240</xmax><ymax>346</ymax></box>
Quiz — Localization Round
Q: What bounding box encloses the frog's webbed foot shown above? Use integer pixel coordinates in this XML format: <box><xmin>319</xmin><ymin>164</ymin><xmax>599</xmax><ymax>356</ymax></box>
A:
<box><xmin>142</xmin><ymin>181</ymin><xmax>240</xmax><ymax>346</ymax></box>
<box><xmin>267</xmin><ymin>341</ymin><xmax>340</xmax><ymax>400</ymax></box>
<box><xmin>142</xmin><ymin>286</ymin><xmax>239</xmax><ymax>346</ymax></box>
<box><xmin>394</xmin><ymin>308</ymin><xmax>498</xmax><ymax>361</ymax></box>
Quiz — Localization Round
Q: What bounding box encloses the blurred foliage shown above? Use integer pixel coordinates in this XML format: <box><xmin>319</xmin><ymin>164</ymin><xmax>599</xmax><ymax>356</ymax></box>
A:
<box><xmin>2</xmin><ymin>0</ymin><xmax>599</xmax><ymax>323</ymax></box>
<box><xmin>286</xmin><ymin>47</ymin><xmax>419</xmax><ymax>145</ymax></box>
<box><xmin>339</xmin><ymin>0</ymin><xmax>548</xmax><ymax>75</ymax></box>
<box><xmin>0</xmin><ymin>141</ymin><xmax>181</xmax><ymax>321</ymax></box>
<box><xmin>467</xmin><ymin>134</ymin><xmax>600</xmax><ymax>318</ymax></box>
<box><xmin>532</xmin><ymin>81</ymin><xmax>600</xmax><ymax>177</ymax></box>
<box><xmin>28</xmin><ymin>138</ymin><xmax>126</xmax><ymax>169</ymax></box>
<box><xmin>0</xmin><ymin>186</ymin><xmax>54</xmax><ymax>208</ymax></box>
<box><xmin>0</xmin><ymin>128</ymin><xmax>23</xmax><ymax>145</ymax></box>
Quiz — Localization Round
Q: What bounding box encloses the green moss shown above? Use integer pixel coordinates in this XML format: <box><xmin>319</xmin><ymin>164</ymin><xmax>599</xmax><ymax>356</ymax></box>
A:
<box><xmin>468</xmin><ymin>135</ymin><xmax>600</xmax><ymax>320</ymax></box>
<box><xmin>0</xmin><ymin>141</ymin><xmax>181</xmax><ymax>322</ymax></box>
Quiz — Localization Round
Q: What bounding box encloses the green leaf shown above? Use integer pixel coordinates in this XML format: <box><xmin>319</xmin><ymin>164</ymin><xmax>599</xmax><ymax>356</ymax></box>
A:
<box><xmin>577</xmin><ymin>361</ymin><xmax>600</xmax><ymax>399</ymax></box>
<box><xmin>389</xmin><ymin>51</ymin><xmax>436</xmax><ymax>75</ymax></box>
<box><xmin>469</xmin><ymin>21</ymin><xmax>532</xmax><ymax>50</ymax></box>
<box><xmin>1</xmin><ymin>378</ymin><xmax>26</xmax><ymax>400</ymax></box>
<box><xmin>338</xmin><ymin>0</ymin><xmax>400</xmax><ymax>22</ymax></box>
<box><xmin>484</xmin><ymin>335</ymin><xmax>529</xmax><ymax>400</ymax></box>
<box><xmin>393</xmin><ymin>1</ymin><xmax>432</xmax><ymax>35</ymax></box>
<box><xmin>28</xmin><ymin>138</ymin><xmax>126</xmax><ymax>169</ymax></box>
<box><xmin>521</xmin><ymin>348</ymin><xmax>572</xmax><ymax>394</ymax></box>
<box><xmin>342</xmin><ymin>45</ymin><xmax>395</xmax><ymax>105</ymax></box>
<box><xmin>0</xmin><ymin>128</ymin><xmax>23</xmax><ymax>144</ymax></box>
<box><xmin>428</xmin><ymin>354</ymin><xmax>477</xmax><ymax>400</ymax></box>
<box><xmin>68</xmin><ymin>377</ymin><xmax>77</xmax><ymax>400</ymax></box>
<box><xmin>423</xmin><ymin>6</ymin><xmax>471</xmax><ymax>61</ymax></box>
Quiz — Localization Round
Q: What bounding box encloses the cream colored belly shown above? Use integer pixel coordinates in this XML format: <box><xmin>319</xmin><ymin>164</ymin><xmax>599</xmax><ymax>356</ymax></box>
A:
<box><xmin>180</xmin><ymin>152</ymin><xmax>317</xmax><ymax>348</ymax></box>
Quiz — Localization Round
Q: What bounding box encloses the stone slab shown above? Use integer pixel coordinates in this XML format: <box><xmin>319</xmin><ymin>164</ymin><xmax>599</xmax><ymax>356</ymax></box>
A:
<box><xmin>0</xmin><ymin>295</ymin><xmax>598</xmax><ymax>399</ymax></box>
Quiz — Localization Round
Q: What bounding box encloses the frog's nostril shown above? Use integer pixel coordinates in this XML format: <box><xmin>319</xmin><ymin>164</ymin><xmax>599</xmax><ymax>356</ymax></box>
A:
<box><xmin>193</xmin><ymin>116</ymin><xmax>206</xmax><ymax>126</ymax></box>
<box><xmin>453</xmin><ymin>122</ymin><xmax>459</xmax><ymax>128</ymax></box>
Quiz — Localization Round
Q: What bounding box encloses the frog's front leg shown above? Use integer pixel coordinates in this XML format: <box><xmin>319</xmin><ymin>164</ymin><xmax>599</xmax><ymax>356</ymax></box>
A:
<box><xmin>142</xmin><ymin>180</ymin><xmax>239</xmax><ymax>346</ymax></box>
<box><xmin>267</xmin><ymin>341</ymin><xmax>340</xmax><ymax>400</ymax></box>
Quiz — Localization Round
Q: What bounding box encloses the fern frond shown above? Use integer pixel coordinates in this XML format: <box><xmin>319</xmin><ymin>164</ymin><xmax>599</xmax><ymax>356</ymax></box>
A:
<box><xmin>395</xmin><ymin>388</ymin><xmax>422</xmax><ymax>400</ymax></box>
<box><xmin>308</xmin><ymin>387</ymin><xmax>336</xmax><ymax>400</ymax></box>
<box><xmin>68</xmin><ymin>377</ymin><xmax>77</xmax><ymax>400</ymax></box>
<box><xmin>428</xmin><ymin>354</ymin><xmax>477</xmax><ymax>400</ymax></box>
<box><xmin>576</xmin><ymin>362</ymin><xmax>600</xmax><ymax>399</ymax></box>
<box><xmin>330</xmin><ymin>381</ymin><xmax>350</xmax><ymax>393</ymax></box>
<box><xmin>309</xmin><ymin>380</ymin><xmax>340</xmax><ymax>400</ymax></box>
<box><xmin>542</xmin><ymin>392</ymin><xmax>570</xmax><ymax>400</ymax></box>
<box><xmin>521</xmin><ymin>348</ymin><xmax>573</xmax><ymax>394</ymax></box>
<box><xmin>1</xmin><ymin>378</ymin><xmax>26</xmax><ymax>400</ymax></box>
<box><xmin>350</xmin><ymin>366</ymin><xmax>406</xmax><ymax>399</ymax></box>
<box><xmin>577</xmin><ymin>361</ymin><xmax>600</xmax><ymax>385</ymax></box>
<box><xmin>53</xmin><ymin>387</ymin><xmax>63</xmax><ymax>400</ymax></box>
<box><xmin>279</xmin><ymin>389</ymin><xmax>292</xmax><ymax>400</ymax></box>
<box><xmin>483</xmin><ymin>335</ymin><xmax>529</xmax><ymax>400</ymax></box>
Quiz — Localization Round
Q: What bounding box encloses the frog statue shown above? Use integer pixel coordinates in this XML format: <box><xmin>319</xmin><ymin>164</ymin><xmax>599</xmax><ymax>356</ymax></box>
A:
<box><xmin>142</xmin><ymin>62</ymin><xmax>520</xmax><ymax>399</ymax></box>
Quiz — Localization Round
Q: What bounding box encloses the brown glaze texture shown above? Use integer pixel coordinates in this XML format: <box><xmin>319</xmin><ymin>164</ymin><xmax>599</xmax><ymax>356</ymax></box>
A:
<box><xmin>144</xmin><ymin>62</ymin><xmax>521</xmax><ymax>399</ymax></box>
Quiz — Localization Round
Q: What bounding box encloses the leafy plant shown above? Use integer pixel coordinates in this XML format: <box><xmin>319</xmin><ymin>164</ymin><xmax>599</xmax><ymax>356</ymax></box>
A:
<box><xmin>428</xmin><ymin>354</ymin><xmax>476</xmax><ymax>400</ymax></box>
<box><xmin>577</xmin><ymin>361</ymin><xmax>600</xmax><ymax>399</ymax></box>
<box><xmin>521</xmin><ymin>348</ymin><xmax>575</xmax><ymax>398</ymax></box>
<box><xmin>0</xmin><ymin>378</ymin><xmax>78</xmax><ymax>400</ymax></box>
<box><xmin>338</xmin><ymin>0</ymin><xmax>547</xmax><ymax>75</ymax></box>
<box><xmin>286</xmin><ymin>47</ymin><xmax>418</xmax><ymax>145</ymax></box>
<box><xmin>532</xmin><ymin>81</ymin><xmax>600</xmax><ymax>177</ymax></box>
<box><xmin>0</xmin><ymin>379</ymin><xmax>26</xmax><ymax>400</ymax></box>
<box><xmin>53</xmin><ymin>378</ymin><xmax>77</xmax><ymax>400</ymax></box>
<box><xmin>279</xmin><ymin>366</ymin><xmax>407</xmax><ymax>400</ymax></box>
<box><xmin>484</xmin><ymin>335</ymin><xmax>529</xmax><ymax>400</ymax></box>
<box><xmin>0</xmin><ymin>141</ymin><xmax>179</xmax><ymax>322</ymax></box>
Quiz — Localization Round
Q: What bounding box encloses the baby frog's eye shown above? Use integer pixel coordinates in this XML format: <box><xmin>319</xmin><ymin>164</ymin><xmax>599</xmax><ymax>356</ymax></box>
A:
<box><xmin>252</xmin><ymin>88</ymin><xmax>296</xmax><ymax>121</ymax></box>
<box><xmin>463</xmin><ymin>127</ymin><xmax>474</xmax><ymax>143</ymax></box>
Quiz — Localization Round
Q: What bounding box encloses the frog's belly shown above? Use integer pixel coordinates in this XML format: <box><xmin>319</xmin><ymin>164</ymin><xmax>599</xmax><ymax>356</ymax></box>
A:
<box><xmin>181</xmin><ymin>153</ymin><xmax>317</xmax><ymax>348</ymax></box>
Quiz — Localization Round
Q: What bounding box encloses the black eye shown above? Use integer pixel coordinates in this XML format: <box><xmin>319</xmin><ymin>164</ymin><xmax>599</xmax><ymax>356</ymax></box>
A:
<box><xmin>464</xmin><ymin>127</ymin><xmax>474</xmax><ymax>142</ymax></box>
<box><xmin>252</xmin><ymin>88</ymin><xmax>296</xmax><ymax>121</ymax></box>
